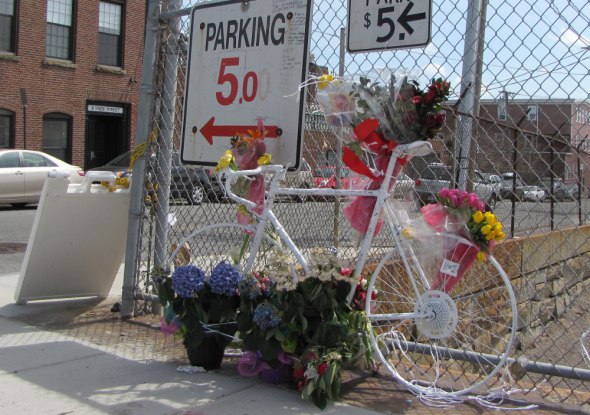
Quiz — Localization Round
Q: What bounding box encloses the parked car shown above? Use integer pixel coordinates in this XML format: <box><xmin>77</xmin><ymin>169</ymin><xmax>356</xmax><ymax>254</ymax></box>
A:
<box><xmin>414</xmin><ymin>164</ymin><xmax>498</xmax><ymax>209</ymax></box>
<box><xmin>565</xmin><ymin>183</ymin><xmax>583</xmax><ymax>200</ymax></box>
<box><xmin>313</xmin><ymin>165</ymin><xmax>363</xmax><ymax>190</ymax></box>
<box><xmin>88</xmin><ymin>150</ymin><xmax>224</xmax><ymax>205</ymax></box>
<box><xmin>500</xmin><ymin>172</ymin><xmax>526</xmax><ymax>201</ymax></box>
<box><xmin>392</xmin><ymin>172</ymin><xmax>416</xmax><ymax>200</ymax></box>
<box><xmin>0</xmin><ymin>149</ymin><xmax>85</xmax><ymax>207</ymax></box>
<box><xmin>481</xmin><ymin>173</ymin><xmax>503</xmax><ymax>200</ymax></box>
<box><xmin>523</xmin><ymin>185</ymin><xmax>546</xmax><ymax>202</ymax></box>
<box><xmin>536</xmin><ymin>177</ymin><xmax>567</xmax><ymax>201</ymax></box>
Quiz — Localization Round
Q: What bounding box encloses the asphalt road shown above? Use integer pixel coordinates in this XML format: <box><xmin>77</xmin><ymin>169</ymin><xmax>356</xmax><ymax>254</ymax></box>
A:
<box><xmin>2</xmin><ymin>197</ymin><xmax>590</xmax><ymax>275</ymax></box>
<box><xmin>0</xmin><ymin>204</ymin><xmax>37</xmax><ymax>274</ymax></box>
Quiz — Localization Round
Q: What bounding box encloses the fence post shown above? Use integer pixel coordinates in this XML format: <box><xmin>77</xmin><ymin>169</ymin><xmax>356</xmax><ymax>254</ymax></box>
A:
<box><xmin>455</xmin><ymin>0</ymin><xmax>487</xmax><ymax>190</ymax></box>
<box><xmin>120</xmin><ymin>0</ymin><xmax>161</xmax><ymax>319</ymax></box>
<box><xmin>153</xmin><ymin>0</ymin><xmax>183</xmax><ymax>279</ymax></box>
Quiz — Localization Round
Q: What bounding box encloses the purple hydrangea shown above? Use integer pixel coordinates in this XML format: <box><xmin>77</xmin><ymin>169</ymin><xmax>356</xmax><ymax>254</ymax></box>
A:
<box><xmin>210</xmin><ymin>262</ymin><xmax>242</xmax><ymax>296</ymax></box>
<box><xmin>253</xmin><ymin>303</ymin><xmax>282</xmax><ymax>330</ymax></box>
<box><xmin>171</xmin><ymin>265</ymin><xmax>206</xmax><ymax>298</ymax></box>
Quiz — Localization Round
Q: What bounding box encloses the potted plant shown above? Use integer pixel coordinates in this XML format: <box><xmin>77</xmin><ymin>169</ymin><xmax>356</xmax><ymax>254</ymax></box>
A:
<box><xmin>156</xmin><ymin>262</ymin><xmax>242</xmax><ymax>370</ymax></box>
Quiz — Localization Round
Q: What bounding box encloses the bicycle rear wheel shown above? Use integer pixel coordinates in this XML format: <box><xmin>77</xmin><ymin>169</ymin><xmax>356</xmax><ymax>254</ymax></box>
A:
<box><xmin>366</xmin><ymin>237</ymin><xmax>517</xmax><ymax>397</ymax></box>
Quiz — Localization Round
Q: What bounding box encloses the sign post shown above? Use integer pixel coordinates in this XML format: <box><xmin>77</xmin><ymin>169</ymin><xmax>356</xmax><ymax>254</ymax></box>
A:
<box><xmin>181</xmin><ymin>0</ymin><xmax>313</xmax><ymax>169</ymax></box>
<box><xmin>347</xmin><ymin>0</ymin><xmax>431</xmax><ymax>53</ymax></box>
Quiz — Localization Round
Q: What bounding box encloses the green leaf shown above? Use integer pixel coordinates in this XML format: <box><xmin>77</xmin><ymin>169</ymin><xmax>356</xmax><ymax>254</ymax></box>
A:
<box><xmin>302</xmin><ymin>379</ymin><xmax>316</xmax><ymax>399</ymax></box>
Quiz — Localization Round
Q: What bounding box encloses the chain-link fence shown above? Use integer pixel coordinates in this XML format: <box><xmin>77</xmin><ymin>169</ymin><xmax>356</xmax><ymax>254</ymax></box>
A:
<box><xmin>123</xmin><ymin>0</ymin><xmax>590</xmax><ymax>409</ymax></box>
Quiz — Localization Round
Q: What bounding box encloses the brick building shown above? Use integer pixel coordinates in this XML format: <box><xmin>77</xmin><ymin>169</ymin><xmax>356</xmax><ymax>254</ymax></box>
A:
<box><xmin>0</xmin><ymin>0</ymin><xmax>146</xmax><ymax>170</ymax></box>
<box><xmin>435</xmin><ymin>99</ymin><xmax>590</xmax><ymax>186</ymax></box>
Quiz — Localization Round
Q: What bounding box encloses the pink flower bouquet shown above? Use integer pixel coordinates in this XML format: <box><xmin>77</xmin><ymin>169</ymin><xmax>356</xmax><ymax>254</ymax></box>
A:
<box><xmin>421</xmin><ymin>188</ymin><xmax>506</xmax><ymax>293</ymax></box>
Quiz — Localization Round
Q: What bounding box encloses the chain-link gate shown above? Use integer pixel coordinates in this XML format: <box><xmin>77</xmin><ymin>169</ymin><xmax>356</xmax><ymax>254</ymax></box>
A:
<box><xmin>122</xmin><ymin>0</ymin><xmax>590</xmax><ymax>409</ymax></box>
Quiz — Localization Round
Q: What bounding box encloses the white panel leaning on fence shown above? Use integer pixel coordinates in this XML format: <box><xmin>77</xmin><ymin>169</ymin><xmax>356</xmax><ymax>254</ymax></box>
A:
<box><xmin>14</xmin><ymin>171</ymin><xmax>130</xmax><ymax>304</ymax></box>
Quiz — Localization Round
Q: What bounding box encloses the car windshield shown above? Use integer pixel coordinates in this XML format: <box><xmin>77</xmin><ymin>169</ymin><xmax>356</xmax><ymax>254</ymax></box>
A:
<box><xmin>106</xmin><ymin>151</ymin><xmax>131</xmax><ymax>167</ymax></box>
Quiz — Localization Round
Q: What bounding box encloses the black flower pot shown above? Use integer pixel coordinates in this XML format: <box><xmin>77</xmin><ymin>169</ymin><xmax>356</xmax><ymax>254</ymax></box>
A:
<box><xmin>183</xmin><ymin>323</ymin><xmax>237</xmax><ymax>370</ymax></box>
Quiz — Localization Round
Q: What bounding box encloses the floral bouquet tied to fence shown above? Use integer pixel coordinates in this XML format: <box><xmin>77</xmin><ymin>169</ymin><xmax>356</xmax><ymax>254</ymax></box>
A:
<box><xmin>214</xmin><ymin>117</ymin><xmax>273</xmax><ymax>226</ymax></box>
<box><xmin>316</xmin><ymin>73</ymin><xmax>450</xmax><ymax>236</ymax></box>
<box><xmin>421</xmin><ymin>188</ymin><xmax>506</xmax><ymax>293</ymax></box>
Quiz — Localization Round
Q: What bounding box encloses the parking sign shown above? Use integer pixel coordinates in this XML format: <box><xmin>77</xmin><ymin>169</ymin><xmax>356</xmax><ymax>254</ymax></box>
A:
<box><xmin>347</xmin><ymin>0</ymin><xmax>431</xmax><ymax>52</ymax></box>
<box><xmin>181</xmin><ymin>0</ymin><xmax>313</xmax><ymax>169</ymax></box>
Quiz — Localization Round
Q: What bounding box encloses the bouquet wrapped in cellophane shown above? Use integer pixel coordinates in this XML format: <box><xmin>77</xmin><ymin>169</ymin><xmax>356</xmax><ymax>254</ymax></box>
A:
<box><xmin>421</xmin><ymin>188</ymin><xmax>506</xmax><ymax>293</ymax></box>
<box><xmin>316</xmin><ymin>72</ymin><xmax>450</xmax><ymax>237</ymax></box>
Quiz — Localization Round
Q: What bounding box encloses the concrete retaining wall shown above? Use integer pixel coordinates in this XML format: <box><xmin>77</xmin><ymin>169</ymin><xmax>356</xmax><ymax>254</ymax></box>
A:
<box><xmin>492</xmin><ymin>226</ymin><xmax>590</xmax><ymax>349</ymax></box>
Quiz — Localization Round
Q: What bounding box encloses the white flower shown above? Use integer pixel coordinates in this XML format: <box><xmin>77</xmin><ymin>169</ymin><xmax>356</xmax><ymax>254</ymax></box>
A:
<box><xmin>304</xmin><ymin>366</ymin><xmax>319</xmax><ymax>381</ymax></box>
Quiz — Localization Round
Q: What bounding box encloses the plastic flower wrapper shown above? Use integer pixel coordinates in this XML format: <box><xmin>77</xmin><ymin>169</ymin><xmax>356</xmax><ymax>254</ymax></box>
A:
<box><xmin>315</xmin><ymin>72</ymin><xmax>450</xmax><ymax>239</ymax></box>
<box><xmin>418</xmin><ymin>188</ymin><xmax>506</xmax><ymax>293</ymax></box>
<box><xmin>383</xmin><ymin>199</ymin><xmax>449</xmax><ymax>278</ymax></box>
<box><xmin>352</xmin><ymin>72</ymin><xmax>451</xmax><ymax>144</ymax></box>
<box><xmin>214</xmin><ymin>117</ymin><xmax>272</xmax><ymax>226</ymax></box>
<box><xmin>315</xmin><ymin>74</ymin><xmax>356</xmax><ymax>128</ymax></box>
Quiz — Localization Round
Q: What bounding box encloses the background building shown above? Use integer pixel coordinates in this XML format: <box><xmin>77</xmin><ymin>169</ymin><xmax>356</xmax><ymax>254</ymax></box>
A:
<box><xmin>0</xmin><ymin>0</ymin><xmax>146</xmax><ymax>169</ymax></box>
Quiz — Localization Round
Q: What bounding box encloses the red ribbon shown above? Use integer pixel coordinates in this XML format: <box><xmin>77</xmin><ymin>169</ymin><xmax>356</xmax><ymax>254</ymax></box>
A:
<box><xmin>342</xmin><ymin>118</ymin><xmax>406</xmax><ymax>182</ymax></box>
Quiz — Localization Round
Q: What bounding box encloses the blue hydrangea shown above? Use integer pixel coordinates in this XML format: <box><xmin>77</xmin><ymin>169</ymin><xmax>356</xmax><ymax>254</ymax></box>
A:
<box><xmin>239</xmin><ymin>276</ymin><xmax>262</xmax><ymax>300</ymax></box>
<box><xmin>210</xmin><ymin>262</ymin><xmax>242</xmax><ymax>296</ymax></box>
<box><xmin>253</xmin><ymin>303</ymin><xmax>282</xmax><ymax>330</ymax></box>
<box><xmin>171</xmin><ymin>265</ymin><xmax>206</xmax><ymax>298</ymax></box>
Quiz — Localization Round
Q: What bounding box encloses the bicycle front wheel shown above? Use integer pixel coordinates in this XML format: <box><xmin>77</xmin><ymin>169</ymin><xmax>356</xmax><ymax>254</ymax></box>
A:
<box><xmin>366</xmin><ymin>244</ymin><xmax>517</xmax><ymax>397</ymax></box>
<box><xmin>167</xmin><ymin>223</ymin><xmax>289</xmax><ymax>276</ymax></box>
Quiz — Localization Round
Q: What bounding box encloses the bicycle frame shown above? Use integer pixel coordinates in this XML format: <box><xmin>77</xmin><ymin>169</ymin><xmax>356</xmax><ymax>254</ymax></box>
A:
<box><xmin>221</xmin><ymin>141</ymin><xmax>434</xmax><ymax>300</ymax></box>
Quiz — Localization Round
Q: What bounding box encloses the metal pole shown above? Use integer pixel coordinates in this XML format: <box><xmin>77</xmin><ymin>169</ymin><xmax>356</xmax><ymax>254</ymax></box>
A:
<box><xmin>333</xmin><ymin>27</ymin><xmax>346</xmax><ymax>248</ymax></box>
<box><xmin>153</xmin><ymin>0</ymin><xmax>182</xmax><ymax>273</ymax></box>
<box><xmin>405</xmin><ymin>342</ymin><xmax>590</xmax><ymax>382</ymax></box>
<box><xmin>455</xmin><ymin>0</ymin><xmax>487</xmax><ymax>190</ymax></box>
<box><xmin>19</xmin><ymin>88</ymin><xmax>27</xmax><ymax>149</ymax></box>
<box><xmin>576</xmin><ymin>137</ymin><xmax>588</xmax><ymax>225</ymax></box>
<box><xmin>120</xmin><ymin>0</ymin><xmax>161</xmax><ymax>319</ymax></box>
<box><xmin>509</xmin><ymin>112</ymin><xmax>529</xmax><ymax>237</ymax></box>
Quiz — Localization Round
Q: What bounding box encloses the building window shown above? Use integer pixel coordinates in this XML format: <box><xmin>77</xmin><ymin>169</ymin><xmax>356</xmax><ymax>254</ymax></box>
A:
<box><xmin>0</xmin><ymin>109</ymin><xmax>14</xmax><ymax>148</ymax></box>
<box><xmin>0</xmin><ymin>0</ymin><xmax>16</xmax><ymax>53</ymax></box>
<box><xmin>46</xmin><ymin>0</ymin><xmax>74</xmax><ymax>60</ymax></box>
<box><xmin>98</xmin><ymin>1</ymin><xmax>123</xmax><ymax>67</ymax></box>
<box><xmin>43</xmin><ymin>113</ymin><xmax>71</xmax><ymax>162</ymax></box>
<box><xmin>497</xmin><ymin>100</ymin><xmax>507</xmax><ymax>121</ymax></box>
<box><xmin>527</xmin><ymin>105</ymin><xmax>538</xmax><ymax>122</ymax></box>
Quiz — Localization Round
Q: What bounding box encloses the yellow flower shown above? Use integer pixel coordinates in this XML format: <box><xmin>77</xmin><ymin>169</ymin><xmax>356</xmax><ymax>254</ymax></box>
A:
<box><xmin>477</xmin><ymin>251</ymin><xmax>486</xmax><ymax>262</ymax></box>
<box><xmin>473</xmin><ymin>210</ymin><xmax>484</xmax><ymax>224</ymax></box>
<box><xmin>484</xmin><ymin>211</ymin><xmax>496</xmax><ymax>226</ymax></box>
<box><xmin>480</xmin><ymin>224</ymin><xmax>492</xmax><ymax>235</ymax></box>
<box><xmin>494</xmin><ymin>222</ymin><xmax>503</xmax><ymax>232</ymax></box>
<box><xmin>495</xmin><ymin>231</ymin><xmax>506</xmax><ymax>241</ymax></box>
<box><xmin>318</xmin><ymin>74</ymin><xmax>334</xmax><ymax>90</ymax></box>
<box><xmin>485</xmin><ymin>231</ymin><xmax>496</xmax><ymax>241</ymax></box>
<box><xmin>214</xmin><ymin>150</ymin><xmax>234</xmax><ymax>173</ymax></box>
<box><xmin>401</xmin><ymin>227</ymin><xmax>415</xmax><ymax>239</ymax></box>
<box><xmin>257</xmin><ymin>153</ymin><xmax>272</xmax><ymax>165</ymax></box>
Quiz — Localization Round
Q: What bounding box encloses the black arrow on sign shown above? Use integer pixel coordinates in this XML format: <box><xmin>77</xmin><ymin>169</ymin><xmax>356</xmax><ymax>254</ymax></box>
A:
<box><xmin>398</xmin><ymin>1</ymin><xmax>426</xmax><ymax>35</ymax></box>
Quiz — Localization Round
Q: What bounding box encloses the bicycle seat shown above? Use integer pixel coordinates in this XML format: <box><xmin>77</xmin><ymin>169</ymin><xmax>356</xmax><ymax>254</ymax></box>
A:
<box><xmin>393</xmin><ymin>141</ymin><xmax>432</xmax><ymax>158</ymax></box>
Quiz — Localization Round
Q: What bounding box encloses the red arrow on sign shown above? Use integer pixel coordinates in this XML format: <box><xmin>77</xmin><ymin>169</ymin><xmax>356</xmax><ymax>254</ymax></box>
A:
<box><xmin>200</xmin><ymin>117</ymin><xmax>280</xmax><ymax>145</ymax></box>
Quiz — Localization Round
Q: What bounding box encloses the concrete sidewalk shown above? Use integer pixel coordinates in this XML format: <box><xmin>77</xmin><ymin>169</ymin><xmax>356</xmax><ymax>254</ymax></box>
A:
<box><xmin>0</xmin><ymin>269</ymin><xmax>581</xmax><ymax>415</ymax></box>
